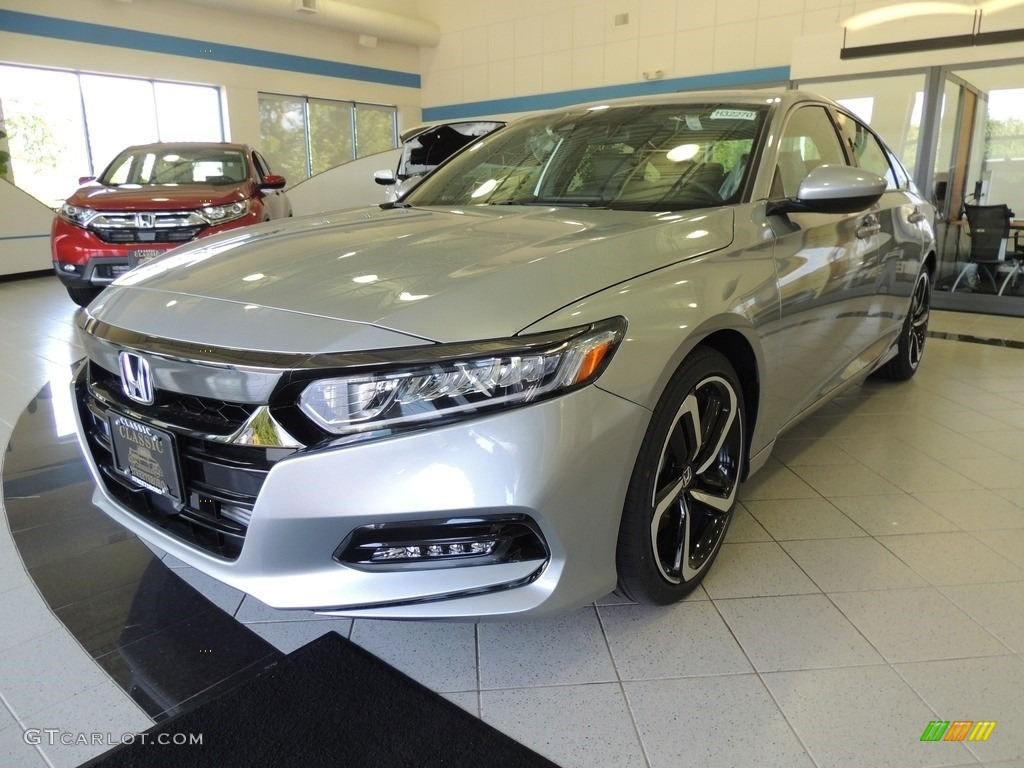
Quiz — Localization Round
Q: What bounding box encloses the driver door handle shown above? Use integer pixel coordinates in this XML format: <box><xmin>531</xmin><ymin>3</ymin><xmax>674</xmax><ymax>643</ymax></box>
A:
<box><xmin>856</xmin><ymin>214</ymin><xmax>880</xmax><ymax>240</ymax></box>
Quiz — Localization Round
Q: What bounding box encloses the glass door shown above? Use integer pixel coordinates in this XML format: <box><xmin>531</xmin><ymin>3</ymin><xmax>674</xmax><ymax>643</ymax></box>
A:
<box><xmin>933</xmin><ymin>64</ymin><xmax>1024</xmax><ymax>315</ymax></box>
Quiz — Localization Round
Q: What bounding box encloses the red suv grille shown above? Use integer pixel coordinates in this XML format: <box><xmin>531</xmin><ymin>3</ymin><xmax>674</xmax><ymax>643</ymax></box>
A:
<box><xmin>93</xmin><ymin>226</ymin><xmax>204</xmax><ymax>244</ymax></box>
<box><xmin>87</xmin><ymin>210</ymin><xmax>208</xmax><ymax>245</ymax></box>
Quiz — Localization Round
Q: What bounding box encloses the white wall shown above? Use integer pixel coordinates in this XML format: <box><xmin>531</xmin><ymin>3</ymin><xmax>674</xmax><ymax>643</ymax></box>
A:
<box><xmin>0</xmin><ymin>180</ymin><xmax>55</xmax><ymax>276</ymax></box>
<box><xmin>417</xmin><ymin>0</ymin><xmax>854</xmax><ymax>114</ymax></box>
<box><xmin>414</xmin><ymin>0</ymin><xmax>1024</xmax><ymax>127</ymax></box>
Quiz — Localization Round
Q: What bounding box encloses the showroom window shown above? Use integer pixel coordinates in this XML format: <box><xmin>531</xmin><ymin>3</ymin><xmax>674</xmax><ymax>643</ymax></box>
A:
<box><xmin>258</xmin><ymin>92</ymin><xmax>398</xmax><ymax>181</ymax></box>
<box><xmin>982</xmin><ymin>88</ymin><xmax>1024</xmax><ymax>212</ymax></box>
<box><xmin>0</xmin><ymin>65</ymin><xmax>224</xmax><ymax>208</ymax></box>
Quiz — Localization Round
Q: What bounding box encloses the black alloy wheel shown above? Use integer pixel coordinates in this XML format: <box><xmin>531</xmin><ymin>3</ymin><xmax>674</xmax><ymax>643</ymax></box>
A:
<box><xmin>616</xmin><ymin>347</ymin><xmax>745</xmax><ymax>604</ymax></box>
<box><xmin>874</xmin><ymin>266</ymin><xmax>930</xmax><ymax>381</ymax></box>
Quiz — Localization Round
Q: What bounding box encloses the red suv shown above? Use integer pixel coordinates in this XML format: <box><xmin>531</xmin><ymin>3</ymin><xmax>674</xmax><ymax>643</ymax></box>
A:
<box><xmin>52</xmin><ymin>142</ymin><xmax>292</xmax><ymax>305</ymax></box>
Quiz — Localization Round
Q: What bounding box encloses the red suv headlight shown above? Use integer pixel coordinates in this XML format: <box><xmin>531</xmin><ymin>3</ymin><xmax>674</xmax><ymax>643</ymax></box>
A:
<box><xmin>59</xmin><ymin>203</ymin><xmax>98</xmax><ymax>227</ymax></box>
<box><xmin>200</xmin><ymin>200</ymin><xmax>250</xmax><ymax>224</ymax></box>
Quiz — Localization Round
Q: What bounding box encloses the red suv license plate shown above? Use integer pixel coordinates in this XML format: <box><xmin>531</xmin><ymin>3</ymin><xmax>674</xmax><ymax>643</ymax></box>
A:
<box><xmin>108</xmin><ymin>412</ymin><xmax>183</xmax><ymax>502</ymax></box>
<box><xmin>129</xmin><ymin>250</ymin><xmax>163</xmax><ymax>268</ymax></box>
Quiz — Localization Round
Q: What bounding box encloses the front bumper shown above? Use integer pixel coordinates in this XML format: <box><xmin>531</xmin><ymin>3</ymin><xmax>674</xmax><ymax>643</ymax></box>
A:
<box><xmin>51</xmin><ymin>212</ymin><xmax>262</xmax><ymax>287</ymax></box>
<box><xmin>74</xmin><ymin>361</ymin><xmax>649</xmax><ymax>619</ymax></box>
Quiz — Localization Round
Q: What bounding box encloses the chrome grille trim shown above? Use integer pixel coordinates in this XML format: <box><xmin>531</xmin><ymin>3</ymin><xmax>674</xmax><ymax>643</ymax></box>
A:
<box><xmin>86</xmin><ymin>364</ymin><xmax>304</xmax><ymax>448</ymax></box>
<box><xmin>88</xmin><ymin>210</ymin><xmax>208</xmax><ymax>229</ymax></box>
<box><xmin>76</xmin><ymin>328</ymin><xmax>284</xmax><ymax>404</ymax></box>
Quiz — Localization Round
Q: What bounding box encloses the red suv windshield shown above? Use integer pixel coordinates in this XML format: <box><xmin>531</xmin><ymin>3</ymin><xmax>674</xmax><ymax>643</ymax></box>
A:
<box><xmin>100</xmin><ymin>148</ymin><xmax>249</xmax><ymax>186</ymax></box>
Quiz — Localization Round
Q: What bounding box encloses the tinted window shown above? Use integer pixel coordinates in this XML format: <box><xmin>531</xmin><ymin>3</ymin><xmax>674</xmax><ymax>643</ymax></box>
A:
<box><xmin>836</xmin><ymin>112</ymin><xmax>899</xmax><ymax>190</ymax></box>
<box><xmin>253</xmin><ymin>151</ymin><xmax>273</xmax><ymax>178</ymax></box>
<box><xmin>773</xmin><ymin>106</ymin><xmax>847</xmax><ymax>198</ymax></box>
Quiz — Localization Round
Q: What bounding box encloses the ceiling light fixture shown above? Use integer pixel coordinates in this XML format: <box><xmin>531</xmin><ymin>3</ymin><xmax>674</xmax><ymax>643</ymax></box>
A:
<box><xmin>841</xmin><ymin>0</ymin><xmax>1024</xmax><ymax>30</ymax></box>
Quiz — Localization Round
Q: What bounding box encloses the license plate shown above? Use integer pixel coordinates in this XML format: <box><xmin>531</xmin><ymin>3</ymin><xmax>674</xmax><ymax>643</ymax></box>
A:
<box><xmin>108</xmin><ymin>412</ymin><xmax>182</xmax><ymax>502</ymax></box>
<box><xmin>129</xmin><ymin>250</ymin><xmax>163</xmax><ymax>268</ymax></box>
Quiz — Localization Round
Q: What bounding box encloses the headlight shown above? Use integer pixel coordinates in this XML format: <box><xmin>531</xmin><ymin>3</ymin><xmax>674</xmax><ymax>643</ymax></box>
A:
<box><xmin>59</xmin><ymin>203</ymin><xmax>97</xmax><ymax>227</ymax></box>
<box><xmin>298</xmin><ymin>317</ymin><xmax>626</xmax><ymax>435</ymax></box>
<box><xmin>200</xmin><ymin>200</ymin><xmax>249</xmax><ymax>224</ymax></box>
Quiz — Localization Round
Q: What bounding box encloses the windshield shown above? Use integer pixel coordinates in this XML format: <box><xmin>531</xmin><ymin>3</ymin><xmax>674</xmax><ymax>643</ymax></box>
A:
<box><xmin>100</xmin><ymin>147</ymin><xmax>249</xmax><ymax>186</ymax></box>
<box><xmin>405</xmin><ymin>103</ymin><xmax>768</xmax><ymax>211</ymax></box>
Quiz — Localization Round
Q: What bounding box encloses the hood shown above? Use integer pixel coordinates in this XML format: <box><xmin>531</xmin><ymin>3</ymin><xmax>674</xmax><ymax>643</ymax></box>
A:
<box><xmin>91</xmin><ymin>205</ymin><xmax>733</xmax><ymax>351</ymax></box>
<box><xmin>68</xmin><ymin>183</ymin><xmax>249</xmax><ymax>210</ymax></box>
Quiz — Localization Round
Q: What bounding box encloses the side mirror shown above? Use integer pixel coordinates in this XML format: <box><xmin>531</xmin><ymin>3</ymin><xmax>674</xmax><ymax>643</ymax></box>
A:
<box><xmin>260</xmin><ymin>174</ymin><xmax>287</xmax><ymax>190</ymax></box>
<box><xmin>374</xmin><ymin>169</ymin><xmax>396</xmax><ymax>186</ymax></box>
<box><xmin>767</xmin><ymin>165</ymin><xmax>886</xmax><ymax>216</ymax></box>
<box><xmin>79</xmin><ymin>176</ymin><xmax>96</xmax><ymax>185</ymax></box>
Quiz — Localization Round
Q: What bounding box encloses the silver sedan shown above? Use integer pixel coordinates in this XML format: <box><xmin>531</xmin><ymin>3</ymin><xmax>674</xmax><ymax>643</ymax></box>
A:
<box><xmin>72</xmin><ymin>90</ymin><xmax>935</xmax><ymax>619</ymax></box>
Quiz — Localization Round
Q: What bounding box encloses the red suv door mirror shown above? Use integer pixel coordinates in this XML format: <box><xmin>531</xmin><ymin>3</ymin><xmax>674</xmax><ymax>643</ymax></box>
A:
<box><xmin>261</xmin><ymin>174</ymin><xmax>287</xmax><ymax>190</ymax></box>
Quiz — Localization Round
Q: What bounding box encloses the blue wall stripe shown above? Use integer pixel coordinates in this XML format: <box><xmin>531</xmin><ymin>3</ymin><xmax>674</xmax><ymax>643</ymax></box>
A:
<box><xmin>0</xmin><ymin>9</ymin><xmax>420</xmax><ymax>89</ymax></box>
<box><xmin>0</xmin><ymin>234</ymin><xmax>50</xmax><ymax>241</ymax></box>
<box><xmin>423</xmin><ymin>67</ymin><xmax>792</xmax><ymax>120</ymax></box>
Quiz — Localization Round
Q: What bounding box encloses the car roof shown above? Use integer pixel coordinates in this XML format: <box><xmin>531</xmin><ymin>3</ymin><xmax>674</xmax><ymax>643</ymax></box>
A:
<box><xmin>118</xmin><ymin>141</ymin><xmax>252</xmax><ymax>154</ymax></box>
<box><xmin>533</xmin><ymin>88</ymin><xmax>831</xmax><ymax>116</ymax></box>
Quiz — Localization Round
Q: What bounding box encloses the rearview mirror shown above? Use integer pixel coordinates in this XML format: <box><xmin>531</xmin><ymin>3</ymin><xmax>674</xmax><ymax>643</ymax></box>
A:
<box><xmin>374</xmin><ymin>170</ymin><xmax>396</xmax><ymax>186</ymax></box>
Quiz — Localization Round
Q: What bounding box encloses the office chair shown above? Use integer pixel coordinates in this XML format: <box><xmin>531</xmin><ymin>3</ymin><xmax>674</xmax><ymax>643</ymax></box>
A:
<box><xmin>950</xmin><ymin>203</ymin><xmax>1023</xmax><ymax>295</ymax></box>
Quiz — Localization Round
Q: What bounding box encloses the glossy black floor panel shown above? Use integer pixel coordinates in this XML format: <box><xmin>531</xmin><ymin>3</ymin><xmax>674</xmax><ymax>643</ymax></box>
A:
<box><xmin>25</xmin><ymin>536</ymin><xmax>160</xmax><ymax>610</ymax></box>
<box><xmin>95</xmin><ymin>604</ymin><xmax>281</xmax><ymax>721</ymax></box>
<box><xmin>54</xmin><ymin>560</ymin><xmax>218</xmax><ymax>657</ymax></box>
<box><xmin>12</xmin><ymin>504</ymin><xmax>135</xmax><ymax>570</ymax></box>
<box><xmin>1</xmin><ymin>382</ymin><xmax>283</xmax><ymax>721</ymax></box>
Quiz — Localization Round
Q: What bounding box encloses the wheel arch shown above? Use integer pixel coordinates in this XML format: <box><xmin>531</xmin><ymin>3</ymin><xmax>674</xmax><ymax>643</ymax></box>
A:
<box><xmin>693</xmin><ymin>328</ymin><xmax>760</xmax><ymax>481</ymax></box>
<box><xmin>923</xmin><ymin>249</ymin><xmax>936</xmax><ymax>279</ymax></box>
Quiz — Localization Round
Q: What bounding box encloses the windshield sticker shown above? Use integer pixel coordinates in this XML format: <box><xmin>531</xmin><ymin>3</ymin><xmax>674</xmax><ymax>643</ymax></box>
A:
<box><xmin>685</xmin><ymin>115</ymin><xmax>703</xmax><ymax>130</ymax></box>
<box><xmin>710</xmin><ymin>109</ymin><xmax>758</xmax><ymax>121</ymax></box>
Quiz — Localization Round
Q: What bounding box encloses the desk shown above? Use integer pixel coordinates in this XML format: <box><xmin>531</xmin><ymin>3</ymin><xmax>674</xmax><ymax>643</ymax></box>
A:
<box><xmin>945</xmin><ymin>218</ymin><xmax>1024</xmax><ymax>229</ymax></box>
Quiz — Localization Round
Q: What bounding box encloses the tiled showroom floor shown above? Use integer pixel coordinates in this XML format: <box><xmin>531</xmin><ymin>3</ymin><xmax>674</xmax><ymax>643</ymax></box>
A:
<box><xmin>2</xmin><ymin>273</ymin><xmax>1024</xmax><ymax>768</ymax></box>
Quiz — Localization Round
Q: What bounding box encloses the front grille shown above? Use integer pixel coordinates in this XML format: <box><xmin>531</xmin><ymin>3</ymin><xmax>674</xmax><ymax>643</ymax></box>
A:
<box><xmin>76</xmin><ymin>362</ymin><xmax>289</xmax><ymax>560</ymax></box>
<box><xmin>91</xmin><ymin>364</ymin><xmax>257</xmax><ymax>432</ymax></box>
<box><xmin>92</xmin><ymin>226</ymin><xmax>204</xmax><ymax>244</ymax></box>
<box><xmin>89</xmin><ymin>211</ymin><xmax>207</xmax><ymax>245</ymax></box>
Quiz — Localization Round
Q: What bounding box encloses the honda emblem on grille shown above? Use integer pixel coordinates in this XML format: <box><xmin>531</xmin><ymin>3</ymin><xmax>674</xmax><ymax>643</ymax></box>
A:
<box><xmin>136</xmin><ymin>212</ymin><xmax>156</xmax><ymax>228</ymax></box>
<box><xmin>118</xmin><ymin>351</ymin><xmax>155</xmax><ymax>405</ymax></box>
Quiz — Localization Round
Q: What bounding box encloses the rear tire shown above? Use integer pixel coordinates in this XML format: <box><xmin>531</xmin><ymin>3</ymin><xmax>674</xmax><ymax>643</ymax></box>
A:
<box><xmin>874</xmin><ymin>266</ymin><xmax>930</xmax><ymax>381</ymax></box>
<box><xmin>616</xmin><ymin>347</ymin><xmax>745</xmax><ymax>604</ymax></box>
<box><xmin>65</xmin><ymin>285</ymin><xmax>101</xmax><ymax>307</ymax></box>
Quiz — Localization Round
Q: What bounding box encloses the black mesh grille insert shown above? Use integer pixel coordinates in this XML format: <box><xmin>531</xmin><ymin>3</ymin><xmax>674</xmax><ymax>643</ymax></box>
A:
<box><xmin>90</xmin><ymin>364</ymin><xmax>257</xmax><ymax>431</ymax></box>
<box><xmin>92</xmin><ymin>226</ymin><xmax>203</xmax><ymax>244</ymax></box>
<box><xmin>76</xmin><ymin>362</ymin><xmax>288</xmax><ymax>560</ymax></box>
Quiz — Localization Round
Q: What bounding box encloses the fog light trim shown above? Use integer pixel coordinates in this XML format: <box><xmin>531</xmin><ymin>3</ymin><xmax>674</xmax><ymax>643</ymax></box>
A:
<box><xmin>335</xmin><ymin>515</ymin><xmax>548</xmax><ymax>571</ymax></box>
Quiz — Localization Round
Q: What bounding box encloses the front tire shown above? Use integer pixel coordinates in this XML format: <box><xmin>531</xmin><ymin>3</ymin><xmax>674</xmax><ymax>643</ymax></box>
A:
<box><xmin>65</xmin><ymin>285</ymin><xmax>101</xmax><ymax>307</ymax></box>
<box><xmin>616</xmin><ymin>347</ymin><xmax>745</xmax><ymax>604</ymax></box>
<box><xmin>874</xmin><ymin>266</ymin><xmax>930</xmax><ymax>381</ymax></box>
